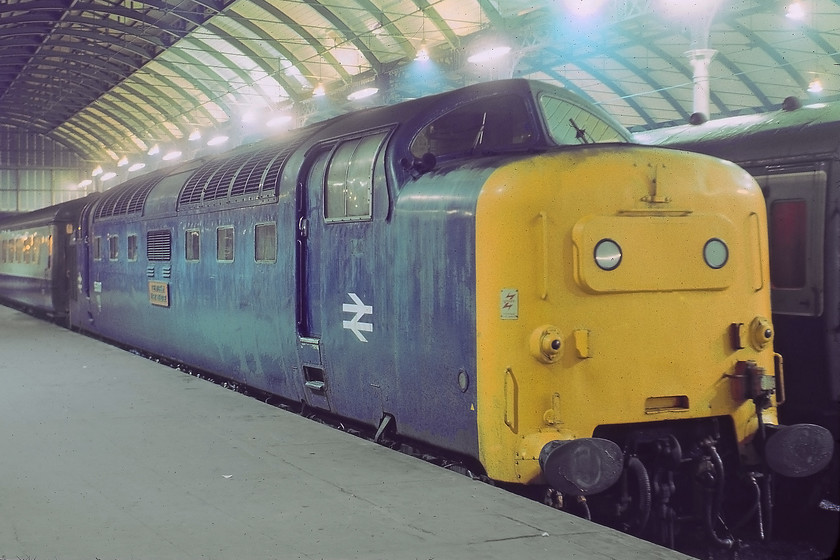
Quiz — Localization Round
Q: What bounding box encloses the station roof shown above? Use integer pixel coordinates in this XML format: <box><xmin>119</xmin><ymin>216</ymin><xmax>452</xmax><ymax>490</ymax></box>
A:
<box><xmin>1</xmin><ymin>0</ymin><xmax>838</xmax><ymax>166</ymax></box>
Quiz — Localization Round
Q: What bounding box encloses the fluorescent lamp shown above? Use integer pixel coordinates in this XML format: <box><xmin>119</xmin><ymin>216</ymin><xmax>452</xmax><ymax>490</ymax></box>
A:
<box><xmin>347</xmin><ymin>87</ymin><xmax>378</xmax><ymax>101</ymax></box>
<box><xmin>467</xmin><ymin>45</ymin><xmax>511</xmax><ymax>64</ymax></box>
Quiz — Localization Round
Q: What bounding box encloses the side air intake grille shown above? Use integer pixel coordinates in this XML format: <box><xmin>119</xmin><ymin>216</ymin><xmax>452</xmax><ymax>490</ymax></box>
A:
<box><xmin>147</xmin><ymin>230</ymin><xmax>171</xmax><ymax>261</ymax></box>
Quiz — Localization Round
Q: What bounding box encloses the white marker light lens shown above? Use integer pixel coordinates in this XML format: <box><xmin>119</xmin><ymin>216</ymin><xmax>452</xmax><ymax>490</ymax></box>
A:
<box><xmin>704</xmin><ymin>238</ymin><xmax>728</xmax><ymax>269</ymax></box>
<box><xmin>594</xmin><ymin>239</ymin><xmax>622</xmax><ymax>271</ymax></box>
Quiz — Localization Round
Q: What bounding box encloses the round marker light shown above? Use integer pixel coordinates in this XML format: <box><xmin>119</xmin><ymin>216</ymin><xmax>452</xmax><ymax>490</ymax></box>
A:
<box><xmin>594</xmin><ymin>239</ymin><xmax>622</xmax><ymax>271</ymax></box>
<box><xmin>704</xmin><ymin>238</ymin><xmax>728</xmax><ymax>269</ymax></box>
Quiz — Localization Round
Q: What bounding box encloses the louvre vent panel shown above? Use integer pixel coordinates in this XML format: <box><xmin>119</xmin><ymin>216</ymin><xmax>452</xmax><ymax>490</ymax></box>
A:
<box><xmin>203</xmin><ymin>153</ymin><xmax>253</xmax><ymax>202</ymax></box>
<box><xmin>231</xmin><ymin>147</ymin><xmax>279</xmax><ymax>196</ymax></box>
<box><xmin>179</xmin><ymin>161</ymin><xmax>224</xmax><ymax>206</ymax></box>
<box><xmin>261</xmin><ymin>149</ymin><xmax>293</xmax><ymax>196</ymax></box>
<box><xmin>146</xmin><ymin>230</ymin><xmax>171</xmax><ymax>261</ymax></box>
<box><xmin>94</xmin><ymin>174</ymin><xmax>164</xmax><ymax>220</ymax></box>
<box><xmin>176</xmin><ymin>128</ymin><xmax>323</xmax><ymax>210</ymax></box>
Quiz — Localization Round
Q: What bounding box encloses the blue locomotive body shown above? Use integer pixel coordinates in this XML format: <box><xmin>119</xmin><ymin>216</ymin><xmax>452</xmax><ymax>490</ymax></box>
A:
<box><xmin>66</xmin><ymin>79</ymin><xmax>551</xmax><ymax>454</ymax></box>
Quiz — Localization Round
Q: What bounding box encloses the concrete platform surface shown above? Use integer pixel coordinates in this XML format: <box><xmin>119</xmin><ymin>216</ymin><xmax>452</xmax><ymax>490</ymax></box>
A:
<box><xmin>0</xmin><ymin>306</ymin><xmax>693</xmax><ymax>560</ymax></box>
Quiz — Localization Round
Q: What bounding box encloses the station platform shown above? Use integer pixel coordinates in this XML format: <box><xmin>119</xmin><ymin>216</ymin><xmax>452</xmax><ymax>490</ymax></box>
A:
<box><xmin>0</xmin><ymin>305</ymin><xmax>693</xmax><ymax>559</ymax></box>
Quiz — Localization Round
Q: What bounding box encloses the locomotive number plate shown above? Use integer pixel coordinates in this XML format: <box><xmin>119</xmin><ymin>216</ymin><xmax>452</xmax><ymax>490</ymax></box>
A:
<box><xmin>148</xmin><ymin>281</ymin><xmax>170</xmax><ymax>307</ymax></box>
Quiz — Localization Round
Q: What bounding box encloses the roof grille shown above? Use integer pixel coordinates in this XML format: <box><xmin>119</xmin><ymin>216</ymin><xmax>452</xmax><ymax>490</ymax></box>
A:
<box><xmin>203</xmin><ymin>152</ymin><xmax>253</xmax><ymax>202</ymax></box>
<box><xmin>94</xmin><ymin>173</ymin><xmax>164</xmax><ymax>220</ymax></box>
<box><xmin>177</xmin><ymin>130</ymin><xmax>313</xmax><ymax>210</ymax></box>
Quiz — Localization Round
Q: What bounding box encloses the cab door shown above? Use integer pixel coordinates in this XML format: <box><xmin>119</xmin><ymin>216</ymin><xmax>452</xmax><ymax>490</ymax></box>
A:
<box><xmin>296</xmin><ymin>131</ymin><xmax>389</xmax><ymax>413</ymax></box>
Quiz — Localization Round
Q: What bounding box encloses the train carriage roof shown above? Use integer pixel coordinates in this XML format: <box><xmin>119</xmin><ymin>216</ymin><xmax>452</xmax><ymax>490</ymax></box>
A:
<box><xmin>636</xmin><ymin>101</ymin><xmax>840</xmax><ymax>163</ymax></box>
<box><xmin>0</xmin><ymin>196</ymin><xmax>95</xmax><ymax>231</ymax></box>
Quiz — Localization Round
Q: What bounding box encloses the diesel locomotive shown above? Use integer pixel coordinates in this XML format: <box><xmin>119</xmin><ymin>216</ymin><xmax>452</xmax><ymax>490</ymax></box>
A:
<box><xmin>0</xmin><ymin>79</ymin><xmax>833</xmax><ymax>549</ymax></box>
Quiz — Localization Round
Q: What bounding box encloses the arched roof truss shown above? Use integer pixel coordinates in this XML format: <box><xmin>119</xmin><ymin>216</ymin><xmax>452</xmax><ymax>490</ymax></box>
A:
<box><xmin>1</xmin><ymin>0</ymin><xmax>839</xmax><ymax>165</ymax></box>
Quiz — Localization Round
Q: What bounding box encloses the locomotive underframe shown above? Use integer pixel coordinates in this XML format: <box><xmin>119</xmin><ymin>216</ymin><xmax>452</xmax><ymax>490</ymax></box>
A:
<box><xmin>592</xmin><ymin>415</ymin><xmax>769</xmax><ymax>549</ymax></box>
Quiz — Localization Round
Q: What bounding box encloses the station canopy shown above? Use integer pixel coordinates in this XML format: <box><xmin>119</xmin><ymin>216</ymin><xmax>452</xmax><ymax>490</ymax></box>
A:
<box><xmin>1</xmin><ymin>0</ymin><xmax>838</xmax><ymax>166</ymax></box>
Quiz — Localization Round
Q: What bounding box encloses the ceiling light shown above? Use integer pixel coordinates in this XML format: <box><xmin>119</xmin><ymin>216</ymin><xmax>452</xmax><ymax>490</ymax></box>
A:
<box><xmin>786</xmin><ymin>1</ymin><xmax>806</xmax><ymax>19</ymax></box>
<box><xmin>415</xmin><ymin>44</ymin><xmax>430</xmax><ymax>62</ymax></box>
<box><xmin>808</xmin><ymin>78</ymin><xmax>823</xmax><ymax>93</ymax></box>
<box><xmin>563</xmin><ymin>0</ymin><xmax>608</xmax><ymax>17</ymax></box>
<box><xmin>78</xmin><ymin>179</ymin><xmax>93</xmax><ymax>188</ymax></box>
<box><xmin>101</xmin><ymin>171</ymin><xmax>117</xmax><ymax>181</ymax></box>
<box><xmin>313</xmin><ymin>82</ymin><xmax>326</xmax><ymax>97</ymax></box>
<box><xmin>91</xmin><ymin>166</ymin><xmax>103</xmax><ymax>177</ymax></box>
<box><xmin>467</xmin><ymin>45</ymin><xmax>511</xmax><ymax>64</ymax></box>
<box><xmin>189</xmin><ymin>130</ymin><xmax>202</xmax><ymax>141</ymax></box>
<box><xmin>347</xmin><ymin>87</ymin><xmax>378</xmax><ymax>101</ymax></box>
<box><xmin>162</xmin><ymin>150</ymin><xmax>182</xmax><ymax>161</ymax></box>
<box><xmin>128</xmin><ymin>163</ymin><xmax>146</xmax><ymax>172</ymax></box>
<box><xmin>148</xmin><ymin>144</ymin><xmax>160</xmax><ymax>156</ymax></box>
<box><xmin>117</xmin><ymin>155</ymin><xmax>128</xmax><ymax>167</ymax></box>
<box><xmin>207</xmin><ymin>135</ymin><xmax>229</xmax><ymax>146</ymax></box>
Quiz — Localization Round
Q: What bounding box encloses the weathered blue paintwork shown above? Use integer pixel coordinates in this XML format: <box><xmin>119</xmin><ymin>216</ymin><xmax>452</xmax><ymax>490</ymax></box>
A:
<box><xmin>7</xmin><ymin>79</ymin><xmax>632</xmax><ymax>461</ymax></box>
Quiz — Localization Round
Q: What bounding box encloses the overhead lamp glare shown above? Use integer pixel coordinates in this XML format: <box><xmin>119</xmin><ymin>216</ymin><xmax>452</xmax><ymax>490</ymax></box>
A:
<box><xmin>808</xmin><ymin>78</ymin><xmax>823</xmax><ymax>93</ymax></box>
<box><xmin>786</xmin><ymin>1</ymin><xmax>806</xmax><ymax>19</ymax></box>
<box><xmin>415</xmin><ymin>44</ymin><xmax>430</xmax><ymax>62</ymax></box>
<box><xmin>189</xmin><ymin>130</ymin><xmax>202</xmax><ymax>141</ymax></box>
<box><xmin>148</xmin><ymin>144</ymin><xmax>160</xmax><ymax>156</ymax></box>
<box><xmin>467</xmin><ymin>45</ymin><xmax>511</xmax><ymax>64</ymax></box>
<box><xmin>117</xmin><ymin>155</ymin><xmax>129</xmax><ymax>167</ymax></box>
<box><xmin>101</xmin><ymin>171</ymin><xmax>117</xmax><ymax>181</ymax></box>
<box><xmin>128</xmin><ymin>162</ymin><xmax>146</xmax><ymax>172</ymax></box>
<box><xmin>313</xmin><ymin>82</ymin><xmax>326</xmax><ymax>97</ymax></box>
<box><xmin>347</xmin><ymin>87</ymin><xmax>378</xmax><ymax>101</ymax></box>
<box><xmin>267</xmin><ymin>114</ymin><xmax>293</xmax><ymax>128</ymax></box>
<box><xmin>207</xmin><ymin>135</ymin><xmax>229</xmax><ymax>146</ymax></box>
<box><xmin>162</xmin><ymin>150</ymin><xmax>182</xmax><ymax>161</ymax></box>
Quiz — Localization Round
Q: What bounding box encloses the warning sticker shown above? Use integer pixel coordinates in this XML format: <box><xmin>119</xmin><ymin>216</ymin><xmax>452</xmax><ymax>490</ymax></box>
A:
<box><xmin>500</xmin><ymin>289</ymin><xmax>518</xmax><ymax>320</ymax></box>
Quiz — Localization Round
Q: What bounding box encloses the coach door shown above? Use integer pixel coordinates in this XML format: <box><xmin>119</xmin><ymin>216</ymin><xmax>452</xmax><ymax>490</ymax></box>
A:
<box><xmin>296</xmin><ymin>131</ymin><xmax>389</xmax><ymax>411</ymax></box>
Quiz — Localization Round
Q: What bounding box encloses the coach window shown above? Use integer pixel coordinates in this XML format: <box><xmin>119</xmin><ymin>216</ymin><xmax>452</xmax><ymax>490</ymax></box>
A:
<box><xmin>755</xmin><ymin>169</ymin><xmax>826</xmax><ymax>317</ymax></box>
<box><xmin>185</xmin><ymin>230</ymin><xmax>200</xmax><ymax>262</ymax></box>
<box><xmin>127</xmin><ymin>234</ymin><xmax>138</xmax><ymax>262</ymax></box>
<box><xmin>109</xmin><ymin>235</ymin><xmax>119</xmax><ymax>261</ymax></box>
<box><xmin>255</xmin><ymin>223</ymin><xmax>276</xmax><ymax>263</ymax></box>
<box><xmin>325</xmin><ymin>132</ymin><xmax>387</xmax><ymax>222</ymax></box>
<box><xmin>22</xmin><ymin>236</ymin><xmax>31</xmax><ymax>264</ymax></box>
<box><xmin>217</xmin><ymin>226</ymin><xmax>234</xmax><ymax>262</ymax></box>
<box><xmin>93</xmin><ymin>236</ymin><xmax>102</xmax><ymax>261</ymax></box>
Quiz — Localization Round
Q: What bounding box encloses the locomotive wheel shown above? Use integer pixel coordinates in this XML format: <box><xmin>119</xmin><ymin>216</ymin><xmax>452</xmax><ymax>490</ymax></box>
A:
<box><xmin>619</xmin><ymin>456</ymin><xmax>652</xmax><ymax>535</ymax></box>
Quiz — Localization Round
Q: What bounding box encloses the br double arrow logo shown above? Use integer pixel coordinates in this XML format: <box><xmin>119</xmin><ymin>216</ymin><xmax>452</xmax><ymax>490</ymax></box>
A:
<box><xmin>342</xmin><ymin>292</ymin><xmax>373</xmax><ymax>342</ymax></box>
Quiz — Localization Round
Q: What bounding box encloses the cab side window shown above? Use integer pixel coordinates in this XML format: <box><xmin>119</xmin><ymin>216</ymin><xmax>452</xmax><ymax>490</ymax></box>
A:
<box><xmin>410</xmin><ymin>94</ymin><xmax>533</xmax><ymax>159</ymax></box>
<box><xmin>325</xmin><ymin>132</ymin><xmax>387</xmax><ymax>222</ymax></box>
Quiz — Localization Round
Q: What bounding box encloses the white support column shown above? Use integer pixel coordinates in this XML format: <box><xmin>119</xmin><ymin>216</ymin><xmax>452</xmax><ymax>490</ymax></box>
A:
<box><xmin>686</xmin><ymin>48</ymin><xmax>717</xmax><ymax>121</ymax></box>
